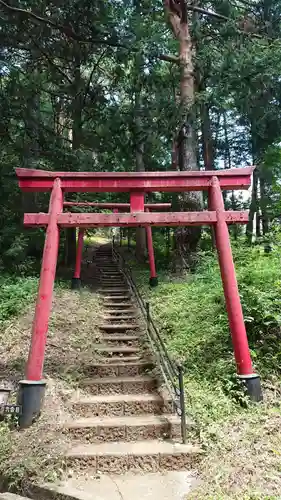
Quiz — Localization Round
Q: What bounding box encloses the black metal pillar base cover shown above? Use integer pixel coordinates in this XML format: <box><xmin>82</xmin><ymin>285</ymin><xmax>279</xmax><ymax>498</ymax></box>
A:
<box><xmin>149</xmin><ymin>276</ymin><xmax>158</xmax><ymax>287</ymax></box>
<box><xmin>18</xmin><ymin>380</ymin><xmax>46</xmax><ymax>428</ymax></box>
<box><xmin>241</xmin><ymin>375</ymin><xmax>263</xmax><ymax>402</ymax></box>
<box><xmin>71</xmin><ymin>277</ymin><xmax>81</xmax><ymax>289</ymax></box>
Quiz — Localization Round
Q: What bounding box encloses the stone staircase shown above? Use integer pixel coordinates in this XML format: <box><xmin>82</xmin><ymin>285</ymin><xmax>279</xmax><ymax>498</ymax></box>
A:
<box><xmin>64</xmin><ymin>245</ymin><xmax>201</xmax><ymax>475</ymax></box>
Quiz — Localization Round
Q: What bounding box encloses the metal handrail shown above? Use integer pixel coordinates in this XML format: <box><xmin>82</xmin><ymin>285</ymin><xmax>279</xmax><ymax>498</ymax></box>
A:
<box><xmin>111</xmin><ymin>239</ymin><xmax>187</xmax><ymax>444</ymax></box>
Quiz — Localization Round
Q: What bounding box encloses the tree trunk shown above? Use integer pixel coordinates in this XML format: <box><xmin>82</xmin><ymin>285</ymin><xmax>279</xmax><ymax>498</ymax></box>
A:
<box><xmin>246</xmin><ymin>168</ymin><xmax>258</xmax><ymax>243</ymax></box>
<box><xmin>133</xmin><ymin>6</ymin><xmax>147</xmax><ymax>262</ymax></box>
<box><xmin>65</xmin><ymin>45</ymin><xmax>83</xmax><ymax>266</ymax></box>
<box><xmin>246</xmin><ymin>127</ymin><xmax>270</xmax><ymax>241</ymax></box>
<box><xmin>135</xmin><ymin>121</ymin><xmax>147</xmax><ymax>261</ymax></box>
<box><xmin>22</xmin><ymin>55</ymin><xmax>40</xmax><ymax>214</ymax></box>
<box><xmin>164</xmin><ymin>1</ymin><xmax>202</xmax><ymax>267</ymax></box>
<box><xmin>201</xmin><ymin>102</ymin><xmax>214</xmax><ymax>170</ymax></box>
<box><xmin>22</xmin><ymin>55</ymin><xmax>40</xmax><ymax>261</ymax></box>
<box><xmin>260</xmin><ymin>175</ymin><xmax>269</xmax><ymax>234</ymax></box>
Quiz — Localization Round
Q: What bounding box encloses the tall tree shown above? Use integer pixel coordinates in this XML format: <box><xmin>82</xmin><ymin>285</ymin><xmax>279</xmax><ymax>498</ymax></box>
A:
<box><xmin>163</xmin><ymin>1</ymin><xmax>202</xmax><ymax>265</ymax></box>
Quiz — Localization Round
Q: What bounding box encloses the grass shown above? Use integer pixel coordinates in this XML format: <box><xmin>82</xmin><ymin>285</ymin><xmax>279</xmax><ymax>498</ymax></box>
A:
<box><xmin>122</xmin><ymin>239</ymin><xmax>281</xmax><ymax>499</ymax></box>
<box><xmin>0</xmin><ymin>275</ymin><xmax>38</xmax><ymax>326</ymax></box>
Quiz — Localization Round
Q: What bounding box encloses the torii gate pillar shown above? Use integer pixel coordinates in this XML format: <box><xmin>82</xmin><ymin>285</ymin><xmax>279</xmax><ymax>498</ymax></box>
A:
<box><xmin>145</xmin><ymin>209</ymin><xmax>158</xmax><ymax>287</ymax></box>
<box><xmin>209</xmin><ymin>177</ymin><xmax>262</xmax><ymax>401</ymax></box>
<box><xmin>18</xmin><ymin>178</ymin><xmax>63</xmax><ymax>427</ymax></box>
<box><xmin>71</xmin><ymin>229</ymin><xmax>85</xmax><ymax>289</ymax></box>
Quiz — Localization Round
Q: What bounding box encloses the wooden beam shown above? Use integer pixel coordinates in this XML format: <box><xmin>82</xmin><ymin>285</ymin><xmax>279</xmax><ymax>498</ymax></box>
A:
<box><xmin>23</xmin><ymin>211</ymin><xmax>249</xmax><ymax>228</ymax></box>
<box><xmin>16</xmin><ymin>167</ymin><xmax>255</xmax><ymax>193</ymax></box>
<box><xmin>63</xmin><ymin>202</ymin><xmax>172</xmax><ymax>210</ymax></box>
<box><xmin>130</xmin><ymin>192</ymin><xmax>145</xmax><ymax>212</ymax></box>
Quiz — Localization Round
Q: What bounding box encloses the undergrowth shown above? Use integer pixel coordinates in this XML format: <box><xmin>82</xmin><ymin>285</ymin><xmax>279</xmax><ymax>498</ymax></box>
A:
<box><xmin>124</xmin><ymin>238</ymin><xmax>281</xmax><ymax>499</ymax></box>
<box><xmin>0</xmin><ymin>275</ymin><xmax>38</xmax><ymax>326</ymax></box>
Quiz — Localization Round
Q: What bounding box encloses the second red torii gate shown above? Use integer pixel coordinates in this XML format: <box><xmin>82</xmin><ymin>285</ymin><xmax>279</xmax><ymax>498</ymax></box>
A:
<box><xmin>15</xmin><ymin>166</ymin><xmax>262</xmax><ymax>428</ymax></box>
<box><xmin>63</xmin><ymin>202</ymin><xmax>172</xmax><ymax>288</ymax></box>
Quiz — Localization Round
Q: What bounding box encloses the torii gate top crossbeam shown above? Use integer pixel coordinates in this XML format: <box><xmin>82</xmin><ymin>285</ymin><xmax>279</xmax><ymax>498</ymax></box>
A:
<box><xmin>16</xmin><ymin>167</ymin><xmax>254</xmax><ymax>193</ymax></box>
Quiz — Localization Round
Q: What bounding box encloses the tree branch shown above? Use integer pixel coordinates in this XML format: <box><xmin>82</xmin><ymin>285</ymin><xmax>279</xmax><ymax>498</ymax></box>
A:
<box><xmin>164</xmin><ymin>0</ymin><xmax>181</xmax><ymax>38</ymax></box>
<box><xmin>0</xmin><ymin>0</ymin><xmax>132</xmax><ymax>48</ymax></box>
<box><xmin>185</xmin><ymin>3</ymin><xmax>264</xmax><ymax>38</ymax></box>
<box><xmin>81</xmin><ymin>48</ymin><xmax>108</xmax><ymax>109</ymax></box>
<box><xmin>32</xmin><ymin>39</ymin><xmax>73</xmax><ymax>85</ymax></box>
<box><xmin>159</xmin><ymin>54</ymin><xmax>180</xmax><ymax>63</ymax></box>
<box><xmin>185</xmin><ymin>3</ymin><xmax>230</xmax><ymax>22</ymax></box>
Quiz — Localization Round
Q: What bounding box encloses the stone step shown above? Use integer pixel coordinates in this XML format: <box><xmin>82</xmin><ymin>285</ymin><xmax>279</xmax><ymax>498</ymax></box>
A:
<box><xmin>102</xmin><ymin>335</ymin><xmax>139</xmax><ymax>347</ymax></box>
<box><xmin>99</xmin><ymin>265</ymin><xmax>118</xmax><ymax>269</ymax></box>
<box><xmin>93</xmin><ymin>356</ymin><xmax>143</xmax><ymax>363</ymax></box>
<box><xmin>100</xmin><ymin>273</ymin><xmax>123</xmax><ymax>276</ymax></box>
<box><xmin>71</xmin><ymin>393</ymin><xmax>173</xmax><ymax>417</ymax></box>
<box><xmin>99</xmin><ymin>270</ymin><xmax>119</xmax><ymax>273</ymax></box>
<box><xmin>102</xmin><ymin>295</ymin><xmax>131</xmax><ymax>301</ymax></box>
<box><xmin>99</xmin><ymin>273</ymin><xmax>125</xmax><ymax>282</ymax></box>
<box><xmin>103</xmin><ymin>315</ymin><xmax>138</xmax><ymax>322</ymax></box>
<box><xmin>99</xmin><ymin>279</ymin><xmax>124</xmax><ymax>291</ymax></box>
<box><xmin>63</xmin><ymin>414</ymin><xmax>182</xmax><ymax>443</ymax></box>
<box><xmin>100</xmin><ymin>274</ymin><xmax>120</xmax><ymax>277</ymax></box>
<box><xmin>100</xmin><ymin>274</ymin><xmax>124</xmax><ymax>278</ymax></box>
<box><xmin>83</xmin><ymin>360</ymin><xmax>153</xmax><ymax>377</ymax></box>
<box><xmin>100</xmin><ymin>273</ymin><xmax>120</xmax><ymax>276</ymax></box>
<box><xmin>94</xmin><ymin>345</ymin><xmax>139</xmax><ymax>355</ymax></box>
<box><xmin>100</xmin><ymin>288</ymin><xmax>129</xmax><ymax>293</ymax></box>
<box><xmin>65</xmin><ymin>440</ymin><xmax>202</xmax><ymax>473</ymax></box>
<box><xmin>103</xmin><ymin>295</ymin><xmax>132</xmax><ymax>299</ymax></box>
<box><xmin>81</xmin><ymin>375</ymin><xmax>157</xmax><ymax>395</ymax></box>
<box><xmin>100</xmin><ymin>283</ymin><xmax>126</xmax><ymax>287</ymax></box>
<box><xmin>103</xmin><ymin>302</ymin><xmax>135</xmax><ymax>308</ymax></box>
<box><xmin>105</xmin><ymin>309</ymin><xmax>138</xmax><ymax>315</ymax></box>
<box><xmin>100</xmin><ymin>323</ymin><xmax>139</xmax><ymax>331</ymax></box>
<box><xmin>100</xmin><ymin>272</ymin><xmax>124</xmax><ymax>275</ymax></box>
<box><xmin>97</xmin><ymin>260</ymin><xmax>116</xmax><ymax>263</ymax></box>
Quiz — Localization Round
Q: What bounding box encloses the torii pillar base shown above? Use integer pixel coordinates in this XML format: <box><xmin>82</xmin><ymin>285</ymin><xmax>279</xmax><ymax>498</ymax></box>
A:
<box><xmin>18</xmin><ymin>379</ymin><xmax>46</xmax><ymax>429</ymax></box>
<box><xmin>149</xmin><ymin>277</ymin><xmax>158</xmax><ymax>287</ymax></box>
<box><xmin>71</xmin><ymin>277</ymin><xmax>81</xmax><ymax>290</ymax></box>
<box><xmin>240</xmin><ymin>375</ymin><xmax>263</xmax><ymax>403</ymax></box>
<box><xmin>71</xmin><ymin>229</ymin><xmax>84</xmax><ymax>290</ymax></box>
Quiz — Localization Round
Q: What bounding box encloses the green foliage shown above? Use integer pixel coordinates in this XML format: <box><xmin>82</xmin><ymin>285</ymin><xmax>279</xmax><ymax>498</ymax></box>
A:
<box><xmin>0</xmin><ymin>0</ymin><xmax>281</xmax><ymax>271</ymax></box>
<box><xmin>131</xmin><ymin>235</ymin><xmax>281</xmax><ymax>423</ymax></box>
<box><xmin>0</xmin><ymin>276</ymin><xmax>38</xmax><ymax>325</ymax></box>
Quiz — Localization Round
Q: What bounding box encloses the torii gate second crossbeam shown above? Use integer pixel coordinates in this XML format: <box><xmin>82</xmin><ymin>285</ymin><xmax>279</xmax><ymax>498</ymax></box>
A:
<box><xmin>15</xmin><ymin>167</ymin><xmax>262</xmax><ymax>428</ymax></box>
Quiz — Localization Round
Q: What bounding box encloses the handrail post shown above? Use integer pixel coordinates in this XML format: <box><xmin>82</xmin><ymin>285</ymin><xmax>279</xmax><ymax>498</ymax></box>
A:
<box><xmin>178</xmin><ymin>364</ymin><xmax>187</xmax><ymax>444</ymax></box>
<box><xmin>146</xmin><ymin>301</ymin><xmax>150</xmax><ymax>323</ymax></box>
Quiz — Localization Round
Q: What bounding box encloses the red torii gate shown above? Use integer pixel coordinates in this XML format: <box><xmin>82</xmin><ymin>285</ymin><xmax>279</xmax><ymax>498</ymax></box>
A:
<box><xmin>64</xmin><ymin>201</ymin><xmax>172</xmax><ymax>288</ymax></box>
<box><xmin>16</xmin><ymin>167</ymin><xmax>262</xmax><ymax>427</ymax></box>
